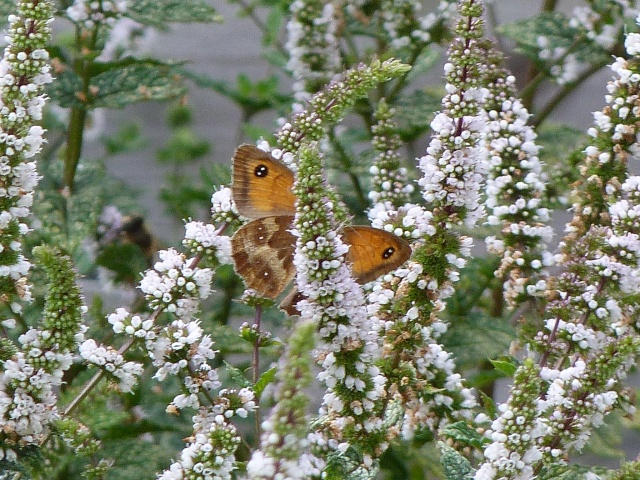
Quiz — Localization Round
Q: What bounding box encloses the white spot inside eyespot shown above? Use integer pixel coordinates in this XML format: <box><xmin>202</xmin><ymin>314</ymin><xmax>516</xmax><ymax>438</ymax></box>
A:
<box><xmin>258</xmin><ymin>236</ymin><xmax>264</xmax><ymax>240</ymax></box>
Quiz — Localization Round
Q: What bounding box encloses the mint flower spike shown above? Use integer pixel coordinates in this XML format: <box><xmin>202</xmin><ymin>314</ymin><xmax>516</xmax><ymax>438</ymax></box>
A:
<box><xmin>286</xmin><ymin>0</ymin><xmax>340</xmax><ymax>103</ymax></box>
<box><xmin>1</xmin><ymin>247</ymin><xmax>85</xmax><ymax>453</ymax></box>
<box><xmin>291</xmin><ymin>142</ymin><xmax>387</xmax><ymax>474</ymax></box>
<box><xmin>475</xmin><ymin>18</ymin><xmax>640</xmax><ymax>480</ymax></box>
<box><xmin>0</xmin><ymin>0</ymin><xmax>53</xmax><ymax>308</ymax></box>
<box><xmin>480</xmin><ymin>43</ymin><xmax>553</xmax><ymax>306</ymax></box>
<box><xmin>367</xmin><ymin>0</ymin><xmax>488</xmax><ymax>447</ymax></box>
<box><xmin>276</xmin><ymin>58</ymin><xmax>411</xmax><ymax>162</ymax></box>
<box><xmin>246</xmin><ymin>320</ymin><xmax>321</xmax><ymax>480</ymax></box>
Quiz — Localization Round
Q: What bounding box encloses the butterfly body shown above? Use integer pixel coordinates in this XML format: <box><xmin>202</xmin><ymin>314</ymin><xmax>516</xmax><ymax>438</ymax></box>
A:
<box><xmin>230</xmin><ymin>144</ymin><xmax>411</xmax><ymax>301</ymax></box>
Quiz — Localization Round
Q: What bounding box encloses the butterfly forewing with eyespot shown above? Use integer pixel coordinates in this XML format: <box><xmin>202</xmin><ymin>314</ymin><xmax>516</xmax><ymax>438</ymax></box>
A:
<box><xmin>232</xmin><ymin>144</ymin><xmax>296</xmax><ymax>219</ymax></box>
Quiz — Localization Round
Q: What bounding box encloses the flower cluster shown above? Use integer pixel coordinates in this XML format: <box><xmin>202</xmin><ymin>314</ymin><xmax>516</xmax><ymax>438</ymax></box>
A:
<box><xmin>481</xmin><ymin>47</ymin><xmax>553</xmax><ymax>305</ymax></box>
<box><xmin>291</xmin><ymin>143</ymin><xmax>387</xmax><ymax>471</ymax></box>
<box><xmin>79</xmin><ymin>339</ymin><xmax>143</xmax><ymax>393</ymax></box>
<box><xmin>158</xmin><ymin>409</ymin><xmax>241</xmax><ymax>480</ymax></box>
<box><xmin>210</xmin><ymin>186</ymin><xmax>240</xmax><ymax>226</ymax></box>
<box><xmin>0</xmin><ymin>0</ymin><xmax>53</xmax><ymax>305</ymax></box>
<box><xmin>138</xmin><ymin>248</ymin><xmax>213</xmax><ymax>318</ymax></box>
<box><xmin>107</xmin><ymin>307</ymin><xmax>155</xmax><ymax>341</ymax></box>
<box><xmin>285</xmin><ymin>0</ymin><xmax>340</xmax><ymax>102</ymax></box>
<box><xmin>66</xmin><ymin>0</ymin><xmax>127</xmax><ymax>29</ymax></box>
<box><xmin>183</xmin><ymin>220</ymin><xmax>232</xmax><ymax>265</ymax></box>
<box><xmin>145</xmin><ymin>318</ymin><xmax>220</xmax><ymax>410</ymax></box>
<box><xmin>476</xmin><ymin>17</ymin><xmax>640</xmax><ymax>479</ymax></box>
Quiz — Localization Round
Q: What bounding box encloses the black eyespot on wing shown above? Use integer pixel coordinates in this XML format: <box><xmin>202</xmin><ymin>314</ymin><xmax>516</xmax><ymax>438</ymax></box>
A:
<box><xmin>254</xmin><ymin>164</ymin><xmax>269</xmax><ymax>177</ymax></box>
<box><xmin>382</xmin><ymin>247</ymin><xmax>395</xmax><ymax>259</ymax></box>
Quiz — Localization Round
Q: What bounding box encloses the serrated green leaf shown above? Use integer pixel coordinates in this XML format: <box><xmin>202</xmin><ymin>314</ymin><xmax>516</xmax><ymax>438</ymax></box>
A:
<box><xmin>89</xmin><ymin>63</ymin><xmax>186</xmax><ymax>108</ymax></box>
<box><xmin>223</xmin><ymin>361</ymin><xmax>251</xmax><ymax>388</ymax></box>
<box><xmin>440</xmin><ymin>422</ymin><xmax>488</xmax><ymax>449</ymax></box>
<box><xmin>127</xmin><ymin>0</ymin><xmax>222</xmax><ymax>29</ymax></box>
<box><xmin>438</xmin><ymin>443</ymin><xmax>474</xmax><ymax>480</ymax></box>
<box><xmin>45</xmin><ymin>69</ymin><xmax>85</xmax><ymax>108</ymax></box>
<box><xmin>393</xmin><ymin>88</ymin><xmax>442</xmax><ymax>141</ymax></box>
<box><xmin>489</xmin><ymin>358</ymin><xmax>518</xmax><ymax>377</ymax></box>
<box><xmin>254</xmin><ymin>366</ymin><xmax>277</xmax><ymax>398</ymax></box>
<box><xmin>405</xmin><ymin>48</ymin><xmax>441</xmax><ymax>83</ymax></box>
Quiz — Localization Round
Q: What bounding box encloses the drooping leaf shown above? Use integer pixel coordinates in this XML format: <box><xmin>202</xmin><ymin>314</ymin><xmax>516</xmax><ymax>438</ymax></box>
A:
<box><xmin>489</xmin><ymin>357</ymin><xmax>518</xmax><ymax>377</ymax></box>
<box><xmin>89</xmin><ymin>63</ymin><xmax>186</xmax><ymax>108</ymax></box>
<box><xmin>223</xmin><ymin>361</ymin><xmax>252</xmax><ymax>388</ymax></box>
<box><xmin>254</xmin><ymin>366</ymin><xmax>277</xmax><ymax>398</ymax></box>
<box><xmin>127</xmin><ymin>0</ymin><xmax>222</xmax><ymax>29</ymax></box>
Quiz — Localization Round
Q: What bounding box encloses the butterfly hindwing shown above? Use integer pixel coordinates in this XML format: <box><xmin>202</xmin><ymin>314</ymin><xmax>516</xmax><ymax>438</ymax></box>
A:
<box><xmin>342</xmin><ymin>226</ymin><xmax>412</xmax><ymax>284</ymax></box>
<box><xmin>231</xmin><ymin>216</ymin><xmax>297</xmax><ymax>298</ymax></box>
<box><xmin>232</xmin><ymin>144</ymin><xmax>296</xmax><ymax>219</ymax></box>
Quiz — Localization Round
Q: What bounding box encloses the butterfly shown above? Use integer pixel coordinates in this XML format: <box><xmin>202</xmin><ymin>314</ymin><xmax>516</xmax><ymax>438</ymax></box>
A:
<box><xmin>230</xmin><ymin>144</ymin><xmax>412</xmax><ymax>303</ymax></box>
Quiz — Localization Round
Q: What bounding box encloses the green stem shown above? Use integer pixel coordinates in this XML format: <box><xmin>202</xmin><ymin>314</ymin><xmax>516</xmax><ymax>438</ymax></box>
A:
<box><xmin>63</xmin><ymin>107</ymin><xmax>86</xmax><ymax>192</ymax></box>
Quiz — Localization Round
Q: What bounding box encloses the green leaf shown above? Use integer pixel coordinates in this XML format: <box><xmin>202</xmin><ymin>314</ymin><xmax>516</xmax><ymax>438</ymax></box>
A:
<box><xmin>438</xmin><ymin>443</ymin><xmax>474</xmax><ymax>480</ymax></box>
<box><xmin>223</xmin><ymin>361</ymin><xmax>251</xmax><ymax>388</ymax></box>
<box><xmin>489</xmin><ymin>357</ymin><xmax>518</xmax><ymax>377</ymax></box>
<box><xmin>498</xmin><ymin>13</ymin><xmax>611</xmax><ymax>73</ymax></box>
<box><xmin>393</xmin><ymin>88</ymin><xmax>442</xmax><ymax>141</ymax></box>
<box><xmin>127</xmin><ymin>0</ymin><xmax>222</xmax><ymax>29</ymax></box>
<box><xmin>181</xmin><ymin>70</ymin><xmax>291</xmax><ymax>115</ymax></box>
<box><xmin>254</xmin><ymin>367</ymin><xmax>277</xmax><ymax>398</ymax></box>
<box><xmin>45</xmin><ymin>69</ymin><xmax>85</xmax><ymax>108</ymax></box>
<box><xmin>440</xmin><ymin>422</ymin><xmax>488</xmax><ymax>449</ymax></box>
<box><xmin>89</xmin><ymin>63</ymin><xmax>187</xmax><ymax>108</ymax></box>
<box><xmin>478</xmin><ymin>390</ymin><xmax>497</xmax><ymax>419</ymax></box>
<box><xmin>442</xmin><ymin>312</ymin><xmax>516</xmax><ymax>373</ymax></box>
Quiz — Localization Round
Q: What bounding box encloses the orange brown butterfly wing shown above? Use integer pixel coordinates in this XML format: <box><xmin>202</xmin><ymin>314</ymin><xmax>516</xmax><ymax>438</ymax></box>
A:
<box><xmin>232</xmin><ymin>144</ymin><xmax>296</xmax><ymax>219</ymax></box>
<box><xmin>231</xmin><ymin>216</ymin><xmax>297</xmax><ymax>298</ymax></box>
<box><xmin>342</xmin><ymin>226</ymin><xmax>412</xmax><ymax>284</ymax></box>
